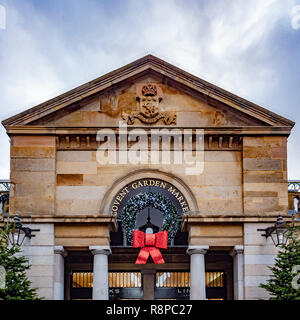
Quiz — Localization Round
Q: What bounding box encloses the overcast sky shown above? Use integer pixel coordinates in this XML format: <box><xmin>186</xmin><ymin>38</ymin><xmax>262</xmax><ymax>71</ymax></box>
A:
<box><xmin>0</xmin><ymin>0</ymin><xmax>299</xmax><ymax>179</ymax></box>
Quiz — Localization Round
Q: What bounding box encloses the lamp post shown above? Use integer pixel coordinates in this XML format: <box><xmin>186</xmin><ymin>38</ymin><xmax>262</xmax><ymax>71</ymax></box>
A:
<box><xmin>257</xmin><ymin>215</ymin><xmax>289</xmax><ymax>247</ymax></box>
<box><xmin>8</xmin><ymin>213</ymin><xmax>40</xmax><ymax>246</ymax></box>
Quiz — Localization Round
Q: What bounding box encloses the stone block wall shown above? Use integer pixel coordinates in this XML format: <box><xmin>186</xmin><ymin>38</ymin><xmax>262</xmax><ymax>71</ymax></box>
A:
<box><xmin>56</xmin><ymin>149</ymin><xmax>242</xmax><ymax>216</ymax></box>
<box><xmin>20</xmin><ymin>223</ymin><xmax>55</xmax><ymax>300</ymax></box>
<box><xmin>243</xmin><ymin>136</ymin><xmax>288</xmax><ymax>216</ymax></box>
<box><xmin>192</xmin><ymin>151</ymin><xmax>242</xmax><ymax>215</ymax></box>
<box><xmin>10</xmin><ymin>136</ymin><xmax>56</xmax><ymax>216</ymax></box>
<box><xmin>188</xmin><ymin>223</ymin><xmax>243</xmax><ymax>246</ymax></box>
<box><xmin>56</xmin><ymin>150</ymin><xmax>107</xmax><ymax>215</ymax></box>
<box><xmin>10</xmin><ymin>135</ymin><xmax>288</xmax><ymax>219</ymax></box>
<box><xmin>243</xmin><ymin>223</ymin><xmax>279</xmax><ymax>299</ymax></box>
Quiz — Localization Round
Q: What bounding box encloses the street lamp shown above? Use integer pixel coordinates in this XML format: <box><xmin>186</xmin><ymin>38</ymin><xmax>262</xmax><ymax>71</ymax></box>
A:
<box><xmin>257</xmin><ymin>215</ymin><xmax>289</xmax><ymax>247</ymax></box>
<box><xmin>8</xmin><ymin>213</ymin><xmax>40</xmax><ymax>246</ymax></box>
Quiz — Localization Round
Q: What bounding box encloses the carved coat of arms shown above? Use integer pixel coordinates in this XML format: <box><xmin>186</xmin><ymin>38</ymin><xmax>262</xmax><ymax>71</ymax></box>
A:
<box><xmin>122</xmin><ymin>83</ymin><xmax>176</xmax><ymax>125</ymax></box>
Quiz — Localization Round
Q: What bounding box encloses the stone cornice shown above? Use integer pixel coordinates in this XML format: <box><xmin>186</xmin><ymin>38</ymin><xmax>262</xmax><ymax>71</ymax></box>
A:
<box><xmin>4</xmin><ymin>125</ymin><xmax>292</xmax><ymax>136</ymax></box>
<box><xmin>181</xmin><ymin>214</ymin><xmax>294</xmax><ymax>231</ymax></box>
<box><xmin>7</xmin><ymin>214</ymin><xmax>293</xmax><ymax>225</ymax></box>
<box><xmin>6</xmin><ymin>215</ymin><xmax>118</xmax><ymax>230</ymax></box>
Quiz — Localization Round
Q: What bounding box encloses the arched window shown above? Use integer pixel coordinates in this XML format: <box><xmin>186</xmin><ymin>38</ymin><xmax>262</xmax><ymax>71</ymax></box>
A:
<box><xmin>109</xmin><ymin>178</ymin><xmax>189</xmax><ymax>246</ymax></box>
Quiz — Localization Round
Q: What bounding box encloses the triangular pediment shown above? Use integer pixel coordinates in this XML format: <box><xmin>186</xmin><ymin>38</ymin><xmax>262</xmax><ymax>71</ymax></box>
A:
<box><xmin>2</xmin><ymin>55</ymin><xmax>294</xmax><ymax>132</ymax></box>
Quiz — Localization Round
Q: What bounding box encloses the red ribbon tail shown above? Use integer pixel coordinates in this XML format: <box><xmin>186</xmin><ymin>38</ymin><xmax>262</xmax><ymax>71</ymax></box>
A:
<box><xmin>135</xmin><ymin>247</ymin><xmax>150</xmax><ymax>264</ymax></box>
<box><xmin>149</xmin><ymin>247</ymin><xmax>165</xmax><ymax>264</ymax></box>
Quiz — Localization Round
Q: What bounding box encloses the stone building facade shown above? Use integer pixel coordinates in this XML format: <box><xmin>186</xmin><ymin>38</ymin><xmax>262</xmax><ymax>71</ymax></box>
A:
<box><xmin>1</xmin><ymin>55</ymin><xmax>295</xmax><ymax>300</ymax></box>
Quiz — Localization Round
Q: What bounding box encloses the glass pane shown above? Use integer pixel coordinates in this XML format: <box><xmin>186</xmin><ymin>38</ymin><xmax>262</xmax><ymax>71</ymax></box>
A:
<box><xmin>155</xmin><ymin>272</ymin><xmax>191</xmax><ymax>288</ymax></box>
<box><xmin>155</xmin><ymin>271</ymin><xmax>224</xmax><ymax>288</ymax></box>
<box><xmin>206</xmin><ymin>272</ymin><xmax>224</xmax><ymax>287</ymax></box>
<box><xmin>72</xmin><ymin>272</ymin><xmax>93</xmax><ymax>288</ymax></box>
<box><xmin>108</xmin><ymin>272</ymin><xmax>142</xmax><ymax>288</ymax></box>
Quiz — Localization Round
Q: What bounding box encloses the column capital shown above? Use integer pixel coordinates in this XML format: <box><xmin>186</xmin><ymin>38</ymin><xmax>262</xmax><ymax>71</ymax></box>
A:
<box><xmin>89</xmin><ymin>246</ymin><xmax>111</xmax><ymax>256</ymax></box>
<box><xmin>187</xmin><ymin>245</ymin><xmax>209</xmax><ymax>255</ymax></box>
<box><xmin>54</xmin><ymin>245</ymin><xmax>67</xmax><ymax>257</ymax></box>
<box><xmin>229</xmin><ymin>245</ymin><xmax>244</xmax><ymax>257</ymax></box>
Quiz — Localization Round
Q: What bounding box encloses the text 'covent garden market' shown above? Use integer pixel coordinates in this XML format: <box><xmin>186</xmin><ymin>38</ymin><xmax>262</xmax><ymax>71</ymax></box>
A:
<box><xmin>1</xmin><ymin>55</ymin><xmax>296</xmax><ymax>300</ymax></box>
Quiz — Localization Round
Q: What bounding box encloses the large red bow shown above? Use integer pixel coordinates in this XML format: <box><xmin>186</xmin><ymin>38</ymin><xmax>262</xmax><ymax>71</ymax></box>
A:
<box><xmin>132</xmin><ymin>230</ymin><xmax>168</xmax><ymax>264</ymax></box>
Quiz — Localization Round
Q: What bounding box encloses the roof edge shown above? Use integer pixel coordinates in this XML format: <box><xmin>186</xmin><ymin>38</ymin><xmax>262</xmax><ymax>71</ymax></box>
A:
<box><xmin>2</xmin><ymin>54</ymin><xmax>295</xmax><ymax>128</ymax></box>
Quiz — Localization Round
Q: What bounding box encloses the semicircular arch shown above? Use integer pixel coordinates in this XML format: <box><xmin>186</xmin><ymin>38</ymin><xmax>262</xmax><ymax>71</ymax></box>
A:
<box><xmin>100</xmin><ymin>169</ymin><xmax>198</xmax><ymax>215</ymax></box>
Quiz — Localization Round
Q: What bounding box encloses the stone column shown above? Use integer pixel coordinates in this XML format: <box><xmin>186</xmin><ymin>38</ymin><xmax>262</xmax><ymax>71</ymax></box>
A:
<box><xmin>230</xmin><ymin>245</ymin><xmax>244</xmax><ymax>300</ymax></box>
<box><xmin>53</xmin><ymin>246</ymin><xmax>67</xmax><ymax>300</ymax></box>
<box><xmin>142</xmin><ymin>269</ymin><xmax>155</xmax><ymax>300</ymax></box>
<box><xmin>89</xmin><ymin>246</ymin><xmax>111</xmax><ymax>300</ymax></box>
<box><xmin>187</xmin><ymin>246</ymin><xmax>209</xmax><ymax>300</ymax></box>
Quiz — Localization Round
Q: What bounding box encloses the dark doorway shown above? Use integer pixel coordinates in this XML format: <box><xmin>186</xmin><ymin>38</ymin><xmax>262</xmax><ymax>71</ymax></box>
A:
<box><xmin>66</xmin><ymin>249</ymin><xmax>233</xmax><ymax>300</ymax></box>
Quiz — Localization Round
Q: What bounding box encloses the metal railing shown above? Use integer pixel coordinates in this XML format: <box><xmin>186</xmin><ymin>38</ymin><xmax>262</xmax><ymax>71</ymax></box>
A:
<box><xmin>288</xmin><ymin>180</ymin><xmax>300</xmax><ymax>192</ymax></box>
<box><xmin>0</xmin><ymin>180</ymin><xmax>10</xmax><ymax>192</ymax></box>
<box><xmin>0</xmin><ymin>180</ymin><xmax>10</xmax><ymax>214</ymax></box>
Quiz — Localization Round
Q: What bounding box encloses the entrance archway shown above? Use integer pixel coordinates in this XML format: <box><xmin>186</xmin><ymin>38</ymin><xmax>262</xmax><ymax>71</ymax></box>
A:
<box><xmin>100</xmin><ymin>169</ymin><xmax>199</xmax><ymax>215</ymax></box>
<box><xmin>108</xmin><ymin>174</ymin><xmax>195</xmax><ymax>247</ymax></box>
<box><xmin>103</xmin><ymin>171</ymin><xmax>198</xmax><ymax>300</ymax></box>
<box><xmin>66</xmin><ymin>171</ymin><xmax>233</xmax><ymax>300</ymax></box>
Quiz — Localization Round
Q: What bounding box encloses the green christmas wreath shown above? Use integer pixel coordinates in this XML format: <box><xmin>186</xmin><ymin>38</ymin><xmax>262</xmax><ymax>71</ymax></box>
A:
<box><xmin>121</xmin><ymin>192</ymin><xmax>180</xmax><ymax>244</ymax></box>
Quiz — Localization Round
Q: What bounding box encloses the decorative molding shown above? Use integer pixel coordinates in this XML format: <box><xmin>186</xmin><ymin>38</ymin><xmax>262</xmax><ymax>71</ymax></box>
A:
<box><xmin>54</xmin><ymin>245</ymin><xmax>68</xmax><ymax>257</ymax></box>
<box><xmin>3</xmin><ymin>126</ymin><xmax>293</xmax><ymax>136</ymax></box>
<box><xmin>13</xmin><ymin>215</ymin><xmax>291</xmax><ymax>224</ymax></box>
<box><xmin>99</xmin><ymin>168</ymin><xmax>199</xmax><ymax>215</ymax></box>
<box><xmin>229</xmin><ymin>245</ymin><xmax>244</xmax><ymax>257</ymax></box>
<box><xmin>89</xmin><ymin>246</ymin><xmax>111</xmax><ymax>256</ymax></box>
<box><xmin>55</xmin><ymin>133</ymin><xmax>242</xmax><ymax>151</ymax></box>
<box><xmin>122</xmin><ymin>83</ymin><xmax>176</xmax><ymax>125</ymax></box>
<box><xmin>187</xmin><ymin>246</ymin><xmax>209</xmax><ymax>255</ymax></box>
